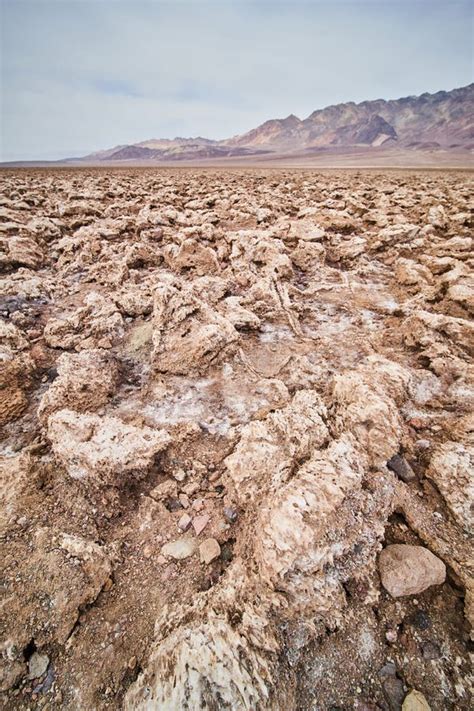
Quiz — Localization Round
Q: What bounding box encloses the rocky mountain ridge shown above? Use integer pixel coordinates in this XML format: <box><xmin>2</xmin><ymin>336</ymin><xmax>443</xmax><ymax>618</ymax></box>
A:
<box><xmin>76</xmin><ymin>83</ymin><xmax>474</xmax><ymax>162</ymax></box>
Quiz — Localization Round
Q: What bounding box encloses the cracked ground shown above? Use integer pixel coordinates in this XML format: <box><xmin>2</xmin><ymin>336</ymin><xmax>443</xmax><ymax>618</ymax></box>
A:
<box><xmin>0</xmin><ymin>168</ymin><xmax>473</xmax><ymax>710</ymax></box>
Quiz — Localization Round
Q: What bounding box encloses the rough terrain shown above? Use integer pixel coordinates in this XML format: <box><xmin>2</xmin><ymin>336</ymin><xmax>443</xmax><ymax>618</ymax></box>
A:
<box><xmin>0</xmin><ymin>167</ymin><xmax>472</xmax><ymax>711</ymax></box>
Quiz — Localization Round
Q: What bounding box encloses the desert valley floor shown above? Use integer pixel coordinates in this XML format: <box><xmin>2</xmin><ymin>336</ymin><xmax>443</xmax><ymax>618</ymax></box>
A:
<box><xmin>0</xmin><ymin>168</ymin><xmax>473</xmax><ymax>710</ymax></box>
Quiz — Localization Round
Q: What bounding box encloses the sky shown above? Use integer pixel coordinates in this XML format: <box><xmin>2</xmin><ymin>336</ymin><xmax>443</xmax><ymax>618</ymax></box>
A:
<box><xmin>1</xmin><ymin>0</ymin><xmax>472</xmax><ymax>161</ymax></box>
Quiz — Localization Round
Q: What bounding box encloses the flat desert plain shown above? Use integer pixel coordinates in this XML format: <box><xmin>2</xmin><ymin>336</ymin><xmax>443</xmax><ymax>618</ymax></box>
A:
<box><xmin>1</xmin><ymin>168</ymin><xmax>473</xmax><ymax>710</ymax></box>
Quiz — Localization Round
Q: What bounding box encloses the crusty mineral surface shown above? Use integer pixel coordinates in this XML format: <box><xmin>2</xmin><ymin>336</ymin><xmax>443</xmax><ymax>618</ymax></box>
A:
<box><xmin>0</xmin><ymin>168</ymin><xmax>472</xmax><ymax>710</ymax></box>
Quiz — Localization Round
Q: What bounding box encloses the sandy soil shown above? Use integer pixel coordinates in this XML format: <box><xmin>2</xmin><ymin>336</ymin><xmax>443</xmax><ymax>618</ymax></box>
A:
<box><xmin>0</xmin><ymin>168</ymin><xmax>472</xmax><ymax>710</ymax></box>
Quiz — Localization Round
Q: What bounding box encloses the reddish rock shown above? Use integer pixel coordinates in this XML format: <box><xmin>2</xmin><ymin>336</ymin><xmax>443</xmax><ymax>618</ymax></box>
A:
<box><xmin>379</xmin><ymin>544</ymin><xmax>446</xmax><ymax>597</ymax></box>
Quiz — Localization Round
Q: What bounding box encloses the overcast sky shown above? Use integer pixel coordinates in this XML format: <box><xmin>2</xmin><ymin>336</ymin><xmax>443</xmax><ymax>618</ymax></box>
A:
<box><xmin>1</xmin><ymin>0</ymin><xmax>472</xmax><ymax>160</ymax></box>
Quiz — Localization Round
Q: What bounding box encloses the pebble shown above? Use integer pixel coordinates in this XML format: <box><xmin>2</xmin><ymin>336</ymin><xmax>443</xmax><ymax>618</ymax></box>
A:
<box><xmin>387</xmin><ymin>454</ymin><xmax>416</xmax><ymax>482</ymax></box>
<box><xmin>223</xmin><ymin>506</ymin><xmax>238</xmax><ymax>523</ymax></box>
<box><xmin>378</xmin><ymin>545</ymin><xmax>446</xmax><ymax>597</ymax></box>
<box><xmin>102</xmin><ymin>577</ymin><xmax>114</xmax><ymax>592</ymax></box>
<box><xmin>178</xmin><ymin>513</ymin><xmax>192</xmax><ymax>531</ymax></box>
<box><xmin>173</xmin><ymin>468</ymin><xmax>186</xmax><ymax>482</ymax></box>
<box><xmin>406</xmin><ymin>610</ymin><xmax>431</xmax><ymax>630</ymax></box>
<box><xmin>378</xmin><ymin>661</ymin><xmax>397</xmax><ymax>678</ymax></box>
<box><xmin>199</xmin><ymin>538</ymin><xmax>220</xmax><ymax>564</ymax></box>
<box><xmin>183</xmin><ymin>482</ymin><xmax>200</xmax><ymax>496</ymax></box>
<box><xmin>192</xmin><ymin>514</ymin><xmax>209</xmax><ymax>536</ymax></box>
<box><xmin>381</xmin><ymin>675</ymin><xmax>405</xmax><ymax>711</ymax></box>
<box><xmin>402</xmin><ymin>690</ymin><xmax>431</xmax><ymax>711</ymax></box>
<box><xmin>28</xmin><ymin>652</ymin><xmax>49</xmax><ymax>680</ymax></box>
<box><xmin>161</xmin><ymin>538</ymin><xmax>196</xmax><ymax>560</ymax></box>
<box><xmin>149</xmin><ymin>480</ymin><xmax>177</xmax><ymax>500</ymax></box>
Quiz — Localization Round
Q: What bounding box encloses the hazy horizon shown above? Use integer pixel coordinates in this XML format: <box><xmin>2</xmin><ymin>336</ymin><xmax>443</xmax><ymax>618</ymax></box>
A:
<box><xmin>1</xmin><ymin>0</ymin><xmax>473</xmax><ymax>161</ymax></box>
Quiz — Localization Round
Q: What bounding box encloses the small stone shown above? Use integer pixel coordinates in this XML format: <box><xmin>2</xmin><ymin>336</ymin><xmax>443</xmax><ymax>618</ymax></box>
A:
<box><xmin>28</xmin><ymin>652</ymin><xmax>49</xmax><ymax>680</ymax></box>
<box><xmin>208</xmin><ymin>469</ymin><xmax>220</xmax><ymax>482</ymax></box>
<box><xmin>193</xmin><ymin>514</ymin><xmax>209</xmax><ymax>536</ymax></box>
<box><xmin>199</xmin><ymin>538</ymin><xmax>220</xmax><ymax>564</ymax></box>
<box><xmin>149</xmin><ymin>480</ymin><xmax>177</xmax><ymax>500</ymax></box>
<box><xmin>161</xmin><ymin>538</ymin><xmax>196</xmax><ymax>560</ymax></box>
<box><xmin>178</xmin><ymin>494</ymin><xmax>190</xmax><ymax>508</ymax></box>
<box><xmin>381</xmin><ymin>675</ymin><xmax>405</xmax><ymax>711</ymax></box>
<box><xmin>406</xmin><ymin>610</ymin><xmax>431</xmax><ymax>630</ymax></box>
<box><xmin>378</xmin><ymin>662</ymin><xmax>397</xmax><ymax>678</ymax></box>
<box><xmin>178</xmin><ymin>513</ymin><xmax>192</xmax><ymax>531</ymax></box>
<box><xmin>128</xmin><ymin>656</ymin><xmax>137</xmax><ymax>669</ymax></box>
<box><xmin>102</xmin><ymin>577</ymin><xmax>113</xmax><ymax>592</ymax></box>
<box><xmin>386</xmin><ymin>629</ymin><xmax>398</xmax><ymax>643</ymax></box>
<box><xmin>402</xmin><ymin>690</ymin><xmax>431</xmax><ymax>711</ymax></box>
<box><xmin>156</xmin><ymin>555</ymin><xmax>167</xmax><ymax>565</ymax></box>
<box><xmin>173</xmin><ymin>468</ymin><xmax>186</xmax><ymax>482</ymax></box>
<box><xmin>378</xmin><ymin>545</ymin><xmax>446</xmax><ymax>597</ymax></box>
<box><xmin>183</xmin><ymin>481</ymin><xmax>200</xmax><ymax>496</ymax></box>
<box><xmin>223</xmin><ymin>507</ymin><xmax>238</xmax><ymax>523</ymax></box>
<box><xmin>415</xmin><ymin>439</ymin><xmax>431</xmax><ymax>451</ymax></box>
<box><xmin>387</xmin><ymin>454</ymin><xmax>416</xmax><ymax>482</ymax></box>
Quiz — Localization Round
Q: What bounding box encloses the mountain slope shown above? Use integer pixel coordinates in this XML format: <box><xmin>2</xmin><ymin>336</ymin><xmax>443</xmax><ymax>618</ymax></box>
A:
<box><xmin>74</xmin><ymin>83</ymin><xmax>474</xmax><ymax>162</ymax></box>
<box><xmin>225</xmin><ymin>84</ymin><xmax>474</xmax><ymax>151</ymax></box>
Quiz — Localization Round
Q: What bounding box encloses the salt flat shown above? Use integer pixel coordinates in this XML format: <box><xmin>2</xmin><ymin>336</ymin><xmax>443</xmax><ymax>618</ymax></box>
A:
<box><xmin>1</xmin><ymin>168</ymin><xmax>472</xmax><ymax>710</ymax></box>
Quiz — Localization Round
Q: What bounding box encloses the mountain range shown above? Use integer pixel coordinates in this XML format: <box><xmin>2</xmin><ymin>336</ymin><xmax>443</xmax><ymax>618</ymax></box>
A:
<box><xmin>69</xmin><ymin>83</ymin><xmax>473</xmax><ymax>163</ymax></box>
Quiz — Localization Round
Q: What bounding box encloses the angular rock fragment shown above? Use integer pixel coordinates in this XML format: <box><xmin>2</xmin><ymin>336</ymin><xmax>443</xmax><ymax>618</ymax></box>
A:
<box><xmin>27</xmin><ymin>652</ymin><xmax>49</xmax><ymax>680</ymax></box>
<box><xmin>192</xmin><ymin>514</ymin><xmax>209</xmax><ymax>536</ymax></box>
<box><xmin>199</xmin><ymin>538</ymin><xmax>220</xmax><ymax>564</ymax></box>
<box><xmin>387</xmin><ymin>454</ymin><xmax>416</xmax><ymax>482</ymax></box>
<box><xmin>378</xmin><ymin>544</ymin><xmax>446</xmax><ymax>597</ymax></box>
<box><xmin>402</xmin><ymin>690</ymin><xmax>431</xmax><ymax>711</ymax></box>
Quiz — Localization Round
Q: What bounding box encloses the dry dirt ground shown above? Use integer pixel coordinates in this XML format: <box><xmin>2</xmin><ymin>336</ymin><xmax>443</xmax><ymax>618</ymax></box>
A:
<box><xmin>0</xmin><ymin>168</ymin><xmax>472</xmax><ymax>711</ymax></box>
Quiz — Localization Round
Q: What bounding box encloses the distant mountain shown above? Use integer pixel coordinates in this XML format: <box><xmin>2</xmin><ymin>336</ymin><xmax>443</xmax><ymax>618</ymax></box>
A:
<box><xmin>71</xmin><ymin>84</ymin><xmax>474</xmax><ymax>162</ymax></box>
<box><xmin>79</xmin><ymin>136</ymin><xmax>271</xmax><ymax>162</ymax></box>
